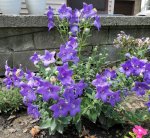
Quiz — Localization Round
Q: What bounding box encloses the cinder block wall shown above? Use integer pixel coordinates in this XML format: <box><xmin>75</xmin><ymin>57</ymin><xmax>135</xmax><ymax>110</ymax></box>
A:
<box><xmin>0</xmin><ymin>16</ymin><xmax>150</xmax><ymax>75</ymax></box>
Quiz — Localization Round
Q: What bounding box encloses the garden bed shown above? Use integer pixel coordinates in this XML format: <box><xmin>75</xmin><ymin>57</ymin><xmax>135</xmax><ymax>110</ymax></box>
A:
<box><xmin>0</xmin><ymin>3</ymin><xmax>150</xmax><ymax>138</ymax></box>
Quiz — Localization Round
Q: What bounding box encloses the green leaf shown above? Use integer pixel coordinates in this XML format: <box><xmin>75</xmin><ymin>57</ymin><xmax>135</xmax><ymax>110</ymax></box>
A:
<box><xmin>51</xmin><ymin>119</ymin><xmax>57</xmax><ymax>131</ymax></box>
<box><xmin>40</xmin><ymin>118</ymin><xmax>52</xmax><ymax>129</ymax></box>
<box><xmin>48</xmin><ymin>127</ymin><xmax>56</xmax><ymax>135</ymax></box>
<box><xmin>59</xmin><ymin>117</ymin><xmax>71</xmax><ymax>125</ymax></box>
<box><xmin>57</xmin><ymin>124</ymin><xmax>64</xmax><ymax>134</ymax></box>
<box><xmin>75</xmin><ymin>121</ymin><xmax>82</xmax><ymax>133</ymax></box>
<box><xmin>90</xmin><ymin>112</ymin><xmax>98</xmax><ymax>123</ymax></box>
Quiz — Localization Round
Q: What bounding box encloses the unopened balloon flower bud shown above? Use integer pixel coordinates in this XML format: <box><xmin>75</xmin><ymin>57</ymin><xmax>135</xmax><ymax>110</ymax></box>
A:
<box><xmin>16</xmin><ymin>69</ymin><xmax>21</xmax><ymax>77</ymax></box>
<box><xmin>83</xmin><ymin>28</ymin><xmax>90</xmax><ymax>34</ymax></box>
<box><xmin>45</xmin><ymin>67</ymin><xmax>51</xmax><ymax>72</ymax></box>
<box><xmin>50</xmin><ymin>76</ymin><xmax>57</xmax><ymax>83</ymax></box>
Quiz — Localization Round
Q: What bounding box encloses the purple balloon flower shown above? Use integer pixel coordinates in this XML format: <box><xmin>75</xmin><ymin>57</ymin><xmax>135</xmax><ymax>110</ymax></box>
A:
<box><xmin>95</xmin><ymin>86</ymin><xmax>111</xmax><ymax>101</ymax></box>
<box><xmin>3</xmin><ymin>77</ymin><xmax>13</xmax><ymax>89</ymax></box>
<box><xmin>47</xmin><ymin>6</ymin><xmax>55</xmax><ymax>31</ymax></box>
<box><xmin>69</xmin><ymin>9</ymin><xmax>80</xmax><ymax>24</ymax></box>
<box><xmin>66</xmin><ymin>37</ymin><xmax>78</xmax><ymax>49</ymax></box>
<box><xmin>47</xmin><ymin>6</ymin><xmax>54</xmax><ymax>20</ymax></box>
<box><xmin>57</xmin><ymin>45</ymin><xmax>79</xmax><ymax>64</ymax></box>
<box><xmin>20</xmin><ymin>83</ymin><xmax>33</xmax><ymax>96</ymax></box>
<box><xmin>145</xmin><ymin>63</ymin><xmax>150</xmax><ymax>72</ymax></box>
<box><xmin>81</xmin><ymin>3</ymin><xmax>97</xmax><ymax>18</ymax></box>
<box><xmin>58</xmin><ymin>4</ymin><xmax>72</xmax><ymax>19</ymax></box>
<box><xmin>92</xmin><ymin>74</ymin><xmax>110</xmax><ymax>88</ymax></box>
<box><xmin>48</xmin><ymin>20</ymin><xmax>55</xmax><ymax>31</ymax></box>
<box><xmin>41</xmin><ymin>50</ymin><xmax>56</xmax><ymax>66</ymax></box>
<box><xmin>4</xmin><ymin>61</ymin><xmax>11</xmax><ymax>76</ymax></box>
<box><xmin>23</xmin><ymin>91</ymin><xmax>36</xmax><ymax>105</ymax></box>
<box><xmin>132</xmin><ymin>82</ymin><xmax>150</xmax><ymax>96</ymax></box>
<box><xmin>131</xmin><ymin>57</ymin><xmax>146</xmax><ymax>76</ymax></box>
<box><xmin>96</xmin><ymin>87</ymin><xmax>121</xmax><ymax>106</ymax></box>
<box><xmin>103</xmin><ymin>69</ymin><xmax>117</xmax><ymax>80</ymax></box>
<box><xmin>63</xmin><ymin>87</ymin><xmax>75</xmax><ymax>101</ymax></box>
<box><xmin>108</xmin><ymin>90</ymin><xmax>121</xmax><ymax>106</ymax></box>
<box><xmin>30</xmin><ymin>52</ymin><xmax>41</xmax><ymax>65</ymax></box>
<box><xmin>70</xmin><ymin>25</ymin><xmax>79</xmax><ymax>36</ymax></box>
<box><xmin>57</xmin><ymin>63</ymin><xmax>74</xmax><ymax>85</ymax></box>
<box><xmin>27</xmin><ymin>104</ymin><xmax>40</xmax><ymax>119</ymax></box>
<box><xmin>119</xmin><ymin>60</ymin><xmax>134</xmax><ymax>77</ymax></box>
<box><xmin>94</xmin><ymin>16</ymin><xmax>101</xmax><ymax>31</ymax></box>
<box><xmin>73</xmin><ymin>80</ymin><xmax>87</xmax><ymax>97</ymax></box>
<box><xmin>4</xmin><ymin>62</ymin><xmax>24</xmax><ymax>88</ymax></box>
<box><xmin>50</xmin><ymin>99</ymin><xmax>70</xmax><ymax>118</ymax></box>
<box><xmin>144</xmin><ymin>63</ymin><xmax>150</xmax><ymax>84</ymax></box>
<box><xmin>144</xmin><ymin>72</ymin><xmax>150</xmax><ymax>84</ymax></box>
<box><xmin>70</xmin><ymin>98</ymin><xmax>81</xmax><ymax>116</ymax></box>
<box><xmin>25</xmin><ymin>70</ymin><xmax>35</xmax><ymax>80</ymax></box>
<box><xmin>146</xmin><ymin>101</ymin><xmax>150</xmax><ymax>112</ymax></box>
<box><xmin>37</xmin><ymin>81</ymin><xmax>60</xmax><ymax>101</ymax></box>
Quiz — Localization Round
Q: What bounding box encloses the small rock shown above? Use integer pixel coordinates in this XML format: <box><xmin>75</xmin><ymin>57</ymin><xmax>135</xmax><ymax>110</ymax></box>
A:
<box><xmin>0</xmin><ymin>116</ymin><xmax>5</xmax><ymax>126</ymax></box>
<box><xmin>7</xmin><ymin>115</ymin><xmax>16</xmax><ymax>121</ymax></box>
<box><xmin>8</xmin><ymin>128</ymin><xmax>17</xmax><ymax>133</ymax></box>
<box><xmin>23</xmin><ymin>128</ymin><xmax>28</xmax><ymax>133</ymax></box>
<box><xmin>30</xmin><ymin>119</ymin><xmax>39</xmax><ymax>124</ymax></box>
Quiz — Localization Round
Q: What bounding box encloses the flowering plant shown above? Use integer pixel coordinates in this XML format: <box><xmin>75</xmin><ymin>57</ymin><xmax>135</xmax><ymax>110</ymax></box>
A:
<box><xmin>4</xmin><ymin>3</ymin><xmax>103</xmax><ymax>135</ymax></box>
<box><xmin>3</xmin><ymin>3</ymin><xmax>150</xmax><ymax>136</ymax></box>
<box><xmin>114</xmin><ymin>31</ymin><xmax>150</xmax><ymax>61</ymax></box>
<box><xmin>124</xmin><ymin>125</ymin><xmax>148</xmax><ymax>138</ymax></box>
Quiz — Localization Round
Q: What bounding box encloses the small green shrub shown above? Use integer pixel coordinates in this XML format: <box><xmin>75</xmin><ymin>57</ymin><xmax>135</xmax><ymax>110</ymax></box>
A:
<box><xmin>0</xmin><ymin>88</ymin><xmax>22</xmax><ymax>113</ymax></box>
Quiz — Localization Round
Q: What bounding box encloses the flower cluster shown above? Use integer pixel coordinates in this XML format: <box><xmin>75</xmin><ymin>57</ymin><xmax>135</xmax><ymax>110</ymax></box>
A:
<box><xmin>119</xmin><ymin>57</ymin><xmax>150</xmax><ymax>96</ymax></box>
<box><xmin>47</xmin><ymin>3</ymin><xmax>101</xmax><ymax>34</ymax></box>
<box><xmin>92</xmin><ymin>69</ymin><xmax>121</xmax><ymax>106</ymax></box>
<box><xmin>119</xmin><ymin>57</ymin><xmax>146</xmax><ymax>77</ymax></box>
<box><xmin>4</xmin><ymin>38</ymin><xmax>87</xmax><ymax>119</ymax></box>
<box><xmin>4</xmin><ymin>29</ymin><xmax>88</xmax><ymax>119</ymax></box>
<box><xmin>92</xmin><ymin>56</ymin><xmax>150</xmax><ymax>109</ymax></box>
<box><xmin>114</xmin><ymin>31</ymin><xmax>150</xmax><ymax>49</ymax></box>
<box><xmin>133</xmin><ymin>125</ymin><xmax>148</xmax><ymax>138</ymax></box>
<box><xmin>57</xmin><ymin>37</ymin><xmax>79</xmax><ymax>64</ymax></box>
<box><xmin>4</xmin><ymin>62</ymin><xmax>24</xmax><ymax>89</ymax></box>
<box><xmin>30</xmin><ymin>50</ymin><xmax>56</xmax><ymax>66</ymax></box>
<box><xmin>4</xmin><ymin>56</ymin><xmax>87</xmax><ymax>119</ymax></box>
<box><xmin>7</xmin><ymin>4</ymin><xmax>99</xmax><ymax>119</ymax></box>
<box><xmin>113</xmin><ymin>31</ymin><xmax>150</xmax><ymax>60</ymax></box>
<box><xmin>50</xmin><ymin>79</ymin><xmax>87</xmax><ymax>118</ymax></box>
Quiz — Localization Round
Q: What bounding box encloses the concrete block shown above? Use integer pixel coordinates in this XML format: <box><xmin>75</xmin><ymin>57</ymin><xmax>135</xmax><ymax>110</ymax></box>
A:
<box><xmin>34</xmin><ymin>29</ymin><xmax>64</xmax><ymax>50</ymax></box>
<box><xmin>13</xmin><ymin>51</ymin><xmax>36</xmax><ymax>71</ymax></box>
<box><xmin>0</xmin><ymin>28</ymin><xmax>47</xmax><ymax>38</ymax></box>
<box><xmin>0</xmin><ymin>34</ymin><xmax>34</xmax><ymax>52</ymax></box>
<box><xmin>88</xmin><ymin>28</ymin><xmax>109</xmax><ymax>45</ymax></box>
<box><xmin>97</xmin><ymin>44</ymin><xmax>121</xmax><ymax>62</ymax></box>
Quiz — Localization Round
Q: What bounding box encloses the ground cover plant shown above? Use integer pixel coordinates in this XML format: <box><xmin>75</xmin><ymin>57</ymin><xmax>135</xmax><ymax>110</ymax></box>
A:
<box><xmin>0</xmin><ymin>88</ymin><xmax>22</xmax><ymax>113</ymax></box>
<box><xmin>3</xmin><ymin>3</ymin><xmax>150</xmax><ymax>137</ymax></box>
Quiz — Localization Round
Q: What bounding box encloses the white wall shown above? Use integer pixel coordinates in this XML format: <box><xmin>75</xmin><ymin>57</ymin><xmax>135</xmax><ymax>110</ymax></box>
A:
<box><xmin>0</xmin><ymin>0</ymin><xmax>67</xmax><ymax>14</ymax></box>
<box><xmin>141</xmin><ymin>0</ymin><xmax>150</xmax><ymax>11</ymax></box>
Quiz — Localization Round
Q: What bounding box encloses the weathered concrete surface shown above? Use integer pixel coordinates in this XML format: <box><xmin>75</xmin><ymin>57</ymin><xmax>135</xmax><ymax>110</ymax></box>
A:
<box><xmin>0</xmin><ymin>34</ymin><xmax>34</xmax><ymax>52</ymax></box>
<box><xmin>0</xmin><ymin>15</ymin><xmax>150</xmax><ymax>74</ymax></box>
<box><xmin>0</xmin><ymin>15</ymin><xmax>150</xmax><ymax>27</ymax></box>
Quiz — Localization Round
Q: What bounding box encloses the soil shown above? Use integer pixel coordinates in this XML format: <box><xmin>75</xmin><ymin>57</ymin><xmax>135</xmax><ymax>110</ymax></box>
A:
<box><xmin>0</xmin><ymin>111</ymin><xmax>133</xmax><ymax>138</ymax></box>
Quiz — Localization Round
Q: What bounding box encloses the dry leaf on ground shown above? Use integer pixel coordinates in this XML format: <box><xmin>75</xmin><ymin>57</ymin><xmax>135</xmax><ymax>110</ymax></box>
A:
<box><xmin>30</xmin><ymin>126</ymin><xmax>40</xmax><ymax>137</ymax></box>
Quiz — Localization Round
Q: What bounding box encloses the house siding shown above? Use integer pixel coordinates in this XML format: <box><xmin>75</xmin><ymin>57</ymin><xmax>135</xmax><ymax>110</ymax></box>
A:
<box><xmin>0</xmin><ymin>0</ymin><xmax>67</xmax><ymax>14</ymax></box>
